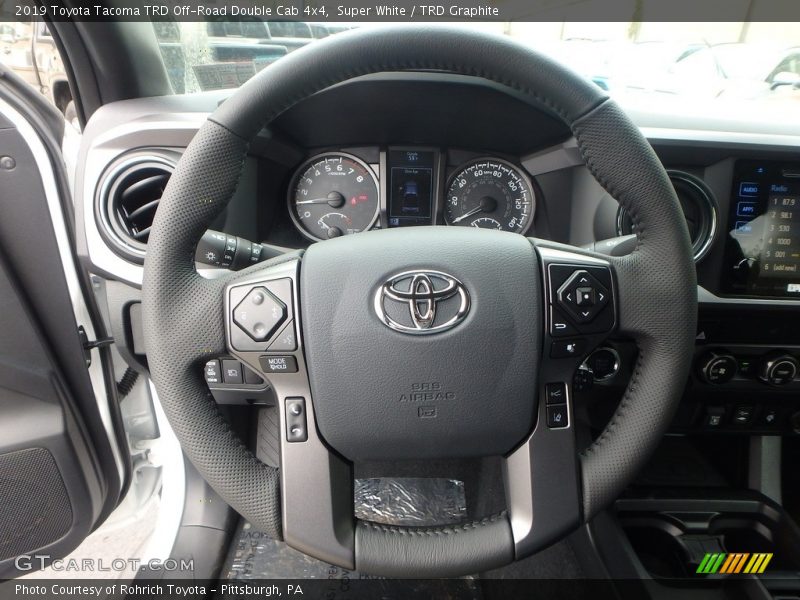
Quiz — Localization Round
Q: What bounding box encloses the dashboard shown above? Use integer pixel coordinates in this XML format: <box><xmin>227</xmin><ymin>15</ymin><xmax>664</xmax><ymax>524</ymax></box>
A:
<box><xmin>73</xmin><ymin>72</ymin><xmax>800</xmax><ymax>437</ymax></box>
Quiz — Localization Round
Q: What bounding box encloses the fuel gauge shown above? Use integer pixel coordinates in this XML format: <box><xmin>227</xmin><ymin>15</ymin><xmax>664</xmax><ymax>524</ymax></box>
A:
<box><xmin>317</xmin><ymin>212</ymin><xmax>353</xmax><ymax>238</ymax></box>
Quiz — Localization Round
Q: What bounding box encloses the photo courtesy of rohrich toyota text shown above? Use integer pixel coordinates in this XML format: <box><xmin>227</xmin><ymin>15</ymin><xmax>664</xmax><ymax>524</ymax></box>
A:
<box><xmin>0</xmin><ymin>0</ymin><xmax>799</xmax><ymax>598</ymax></box>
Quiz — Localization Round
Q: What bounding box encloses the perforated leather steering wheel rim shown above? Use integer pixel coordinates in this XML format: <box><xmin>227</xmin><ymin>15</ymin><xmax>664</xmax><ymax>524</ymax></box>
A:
<box><xmin>142</xmin><ymin>25</ymin><xmax>697</xmax><ymax>577</ymax></box>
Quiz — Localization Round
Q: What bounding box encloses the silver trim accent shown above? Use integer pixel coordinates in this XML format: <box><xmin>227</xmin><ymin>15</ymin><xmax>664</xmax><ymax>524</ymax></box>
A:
<box><xmin>748</xmin><ymin>436</ymin><xmax>782</xmax><ymax>505</ymax></box>
<box><xmin>583</xmin><ymin>347</ymin><xmax>621</xmax><ymax>382</ymax></box>
<box><xmin>140</xmin><ymin>381</ymin><xmax>187</xmax><ymax>566</ymax></box>
<box><xmin>505</xmin><ymin>243</ymin><xmax>613</xmax><ymax>558</ymax></box>
<box><xmin>373</xmin><ymin>270</ymin><xmax>470</xmax><ymax>334</ymax></box>
<box><xmin>615</xmin><ymin>170</ymin><xmax>718</xmax><ymax>262</ymax></box>
<box><xmin>698</xmin><ymin>285</ymin><xmax>800</xmax><ymax>306</ymax></box>
<box><xmin>80</xmin><ymin>113</ymin><xmax>206</xmax><ymax>287</ymax></box>
<box><xmin>0</xmin><ymin>98</ymin><xmax>125</xmax><ymax>480</ymax></box>
<box><xmin>225</xmin><ymin>259</ymin><xmax>354</xmax><ymax>569</ymax></box>
<box><xmin>287</xmin><ymin>151</ymin><xmax>380</xmax><ymax>243</ymax></box>
<box><xmin>521</xmin><ymin>137</ymin><xmax>583</xmax><ymax>177</ymax></box>
<box><xmin>640</xmin><ymin>126</ymin><xmax>800</xmax><ymax>149</ymax></box>
<box><xmin>536</xmin><ymin>244</ymin><xmax>610</xmax><ymax>267</ymax></box>
<box><xmin>95</xmin><ymin>152</ymin><xmax>177</xmax><ymax>262</ymax></box>
<box><xmin>444</xmin><ymin>157</ymin><xmax>536</xmax><ymax>234</ymax></box>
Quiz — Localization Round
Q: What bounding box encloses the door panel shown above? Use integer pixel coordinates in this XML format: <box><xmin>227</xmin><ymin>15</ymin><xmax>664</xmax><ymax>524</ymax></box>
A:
<box><xmin>0</xmin><ymin>79</ymin><xmax>125</xmax><ymax>576</ymax></box>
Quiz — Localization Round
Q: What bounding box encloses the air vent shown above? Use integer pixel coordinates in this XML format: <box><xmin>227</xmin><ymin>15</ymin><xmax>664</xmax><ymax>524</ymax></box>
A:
<box><xmin>617</xmin><ymin>170</ymin><xmax>718</xmax><ymax>262</ymax></box>
<box><xmin>96</xmin><ymin>153</ymin><xmax>177</xmax><ymax>263</ymax></box>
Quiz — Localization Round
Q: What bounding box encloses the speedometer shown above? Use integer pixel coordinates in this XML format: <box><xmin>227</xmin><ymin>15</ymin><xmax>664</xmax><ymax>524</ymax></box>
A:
<box><xmin>444</xmin><ymin>159</ymin><xmax>535</xmax><ymax>234</ymax></box>
<box><xmin>289</xmin><ymin>153</ymin><xmax>380</xmax><ymax>242</ymax></box>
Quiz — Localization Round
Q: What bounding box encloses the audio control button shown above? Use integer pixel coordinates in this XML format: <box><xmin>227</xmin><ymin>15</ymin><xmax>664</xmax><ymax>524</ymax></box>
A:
<box><xmin>550</xmin><ymin>306</ymin><xmax>579</xmax><ymax>337</ymax></box>
<box><xmin>233</xmin><ymin>287</ymin><xmax>287</xmax><ymax>342</ymax></box>
<box><xmin>259</xmin><ymin>355</ymin><xmax>298</xmax><ymax>373</ymax></box>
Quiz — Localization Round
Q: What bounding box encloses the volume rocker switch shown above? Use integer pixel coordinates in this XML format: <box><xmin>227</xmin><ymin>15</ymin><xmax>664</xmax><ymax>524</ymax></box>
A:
<box><xmin>285</xmin><ymin>397</ymin><xmax>308</xmax><ymax>442</ymax></box>
<box><xmin>233</xmin><ymin>287</ymin><xmax>287</xmax><ymax>342</ymax></box>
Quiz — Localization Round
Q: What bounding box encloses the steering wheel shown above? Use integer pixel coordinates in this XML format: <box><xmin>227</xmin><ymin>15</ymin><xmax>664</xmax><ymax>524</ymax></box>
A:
<box><xmin>142</xmin><ymin>26</ymin><xmax>696</xmax><ymax>577</ymax></box>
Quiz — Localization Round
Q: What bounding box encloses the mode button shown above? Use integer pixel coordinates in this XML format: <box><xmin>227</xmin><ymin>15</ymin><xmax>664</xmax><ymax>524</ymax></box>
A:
<box><xmin>259</xmin><ymin>355</ymin><xmax>298</xmax><ymax>373</ymax></box>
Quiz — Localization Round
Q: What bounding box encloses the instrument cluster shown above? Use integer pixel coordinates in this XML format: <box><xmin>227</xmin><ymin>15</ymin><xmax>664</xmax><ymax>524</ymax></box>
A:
<box><xmin>287</xmin><ymin>148</ymin><xmax>537</xmax><ymax>242</ymax></box>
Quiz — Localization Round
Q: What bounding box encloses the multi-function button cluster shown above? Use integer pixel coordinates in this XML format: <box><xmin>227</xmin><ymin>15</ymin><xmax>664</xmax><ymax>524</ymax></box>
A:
<box><xmin>547</xmin><ymin>265</ymin><xmax>615</xmax><ymax>358</ymax></box>
<box><xmin>204</xmin><ymin>357</ymin><xmax>265</xmax><ymax>387</ymax></box>
<box><xmin>233</xmin><ymin>287</ymin><xmax>287</xmax><ymax>342</ymax></box>
<box><xmin>229</xmin><ymin>278</ymin><xmax>297</xmax><ymax>354</ymax></box>
<box><xmin>557</xmin><ymin>270</ymin><xmax>610</xmax><ymax>325</ymax></box>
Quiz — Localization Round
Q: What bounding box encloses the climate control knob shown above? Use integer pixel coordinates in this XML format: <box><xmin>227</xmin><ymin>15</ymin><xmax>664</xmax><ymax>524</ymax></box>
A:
<box><xmin>759</xmin><ymin>353</ymin><xmax>799</xmax><ymax>386</ymax></box>
<box><xmin>698</xmin><ymin>352</ymin><xmax>737</xmax><ymax>385</ymax></box>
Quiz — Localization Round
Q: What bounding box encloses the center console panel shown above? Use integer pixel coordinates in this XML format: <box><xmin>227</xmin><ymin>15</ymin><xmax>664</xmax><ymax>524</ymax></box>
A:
<box><xmin>674</xmin><ymin>307</ymin><xmax>800</xmax><ymax>436</ymax></box>
<box><xmin>585</xmin><ymin>490</ymin><xmax>800</xmax><ymax>600</ymax></box>
<box><xmin>616</xmin><ymin>491</ymin><xmax>800</xmax><ymax>579</ymax></box>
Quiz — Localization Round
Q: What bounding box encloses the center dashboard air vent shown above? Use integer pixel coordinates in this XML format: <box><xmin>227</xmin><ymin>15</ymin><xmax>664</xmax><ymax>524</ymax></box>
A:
<box><xmin>617</xmin><ymin>170</ymin><xmax>718</xmax><ymax>262</ymax></box>
<box><xmin>96</xmin><ymin>151</ymin><xmax>178</xmax><ymax>263</ymax></box>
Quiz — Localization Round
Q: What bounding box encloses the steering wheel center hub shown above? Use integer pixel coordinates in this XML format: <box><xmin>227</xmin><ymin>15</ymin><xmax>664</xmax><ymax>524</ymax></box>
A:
<box><xmin>300</xmin><ymin>226</ymin><xmax>542</xmax><ymax>462</ymax></box>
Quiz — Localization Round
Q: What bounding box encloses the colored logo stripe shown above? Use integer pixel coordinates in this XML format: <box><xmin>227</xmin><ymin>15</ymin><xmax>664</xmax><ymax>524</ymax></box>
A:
<box><xmin>697</xmin><ymin>553</ymin><xmax>773</xmax><ymax>574</ymax></box>
<box><xmin>745</xmin><ymin>553</ymin><xmax>773</xmax><ymax>574</ymax></box>
<box><xmin>719</xmin><ymin>553</ymin><xmax>739</xmax><ymax>574</ymax></box>
<box><xmin>697</xmin><ymin>553</ymin><xmax>725</xmax><ymax>574</ymax></box>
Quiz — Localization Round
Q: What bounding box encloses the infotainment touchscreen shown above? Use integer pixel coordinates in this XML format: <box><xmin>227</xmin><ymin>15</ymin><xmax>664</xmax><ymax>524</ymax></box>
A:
<box><xmin>722</xmin><ymin>160</ymin><xmax>800</xmax><ymax>298</ymax></box>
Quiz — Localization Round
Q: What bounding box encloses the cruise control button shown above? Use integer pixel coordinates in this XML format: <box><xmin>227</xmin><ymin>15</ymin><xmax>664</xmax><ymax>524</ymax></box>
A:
<box><xmin>233</xmin><ymin>287</ymin><xmax>287</xmax><ymax>342</ymax></box>
<box><xmin>547</xmin><ymin>404</ymin><xmax>568</xmax><ymax>428</ymax></box>
<box><xmin>221</xmin><ymin>359</ymin><xmax>243</xmax><ymax>384</ymax></box>
<box><xmin>259</xmin><ymin>355</ymin><xmax>298</xmax><ymax>373</ymax></box>
<box><xmin>550</xmin><ymin>339</ymin><xmax>586</xmax><ymax>358</ymax></box>
<box><xmin>573</xmin><ymin>365</ymin><xmax>594</xmax><ymax>392</ymax></box>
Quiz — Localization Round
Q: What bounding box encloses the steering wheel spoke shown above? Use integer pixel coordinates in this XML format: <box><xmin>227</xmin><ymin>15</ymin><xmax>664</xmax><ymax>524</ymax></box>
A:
<box><xmin>500</xmin><ymin>240</ymin><xmax>617</xmax><ymax>557</ymax></box>
<box><xmin>224</xmin><ymin>256</ymin><xmax>356</xmax><ymax>568</ymax></box>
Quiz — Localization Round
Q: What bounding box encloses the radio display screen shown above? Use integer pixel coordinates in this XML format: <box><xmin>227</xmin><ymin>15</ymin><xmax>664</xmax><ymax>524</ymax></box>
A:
<box><xmin>722</xmin><ymin>160</ymin><xmax>800</xmax><ymax>297</ymax></box>
<box><xmin>387</xmin><ymin>149</ymin><xmax>435</xmax><ymax>227</ymax></box>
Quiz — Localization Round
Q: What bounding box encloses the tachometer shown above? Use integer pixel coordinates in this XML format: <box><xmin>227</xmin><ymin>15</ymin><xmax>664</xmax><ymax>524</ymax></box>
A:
<box><xmin>289</xmin><ymin>153</ymin><xmax>379</xmax><ymax>241</ymax></box>
<box><xmin>444</xmin><ymin>159</ymin><xmax>535</xmax><ymax>234</ymax></box>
